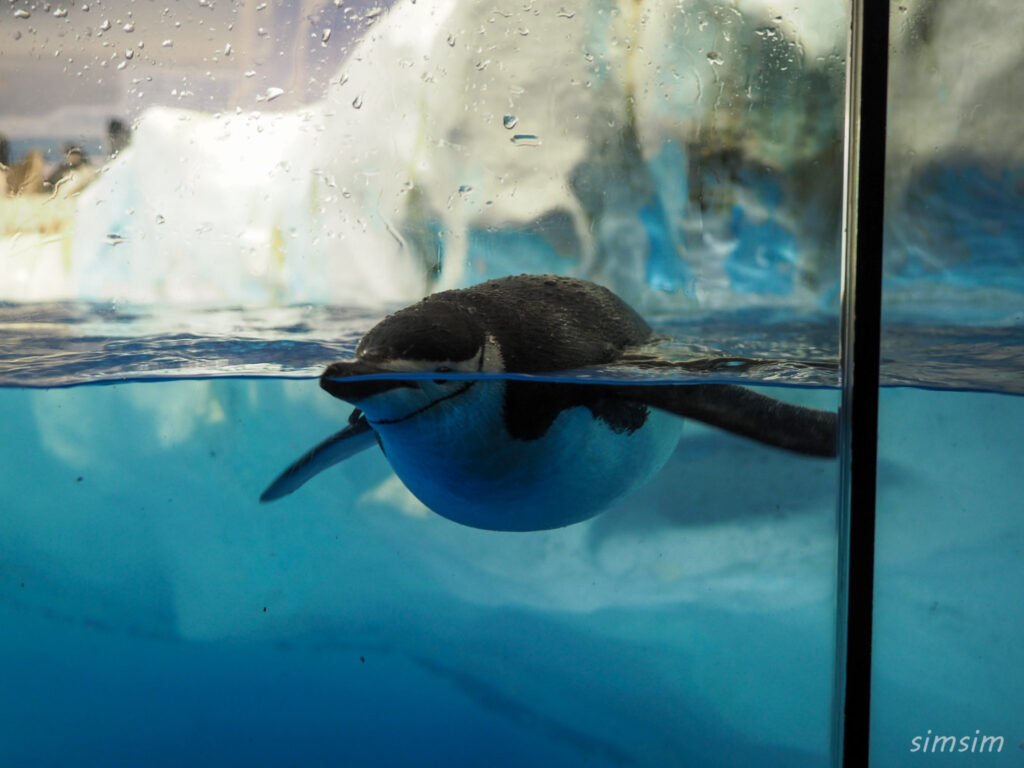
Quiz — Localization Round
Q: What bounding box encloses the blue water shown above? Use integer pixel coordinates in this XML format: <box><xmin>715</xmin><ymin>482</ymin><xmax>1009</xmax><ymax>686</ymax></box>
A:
<box><xmin>1</xmin><ymin>256</ymin><xmax>1023</xmax><ymax>768</ymax></box>
<box><xmin>1</xmin><ymin>375</ymin><xmax>842</xmax><ymax>767</ymax></box>
<box><xmin>3</xmin><ymin>372</ymin><xmax>1022</xmax><ymax>766</ymax></box>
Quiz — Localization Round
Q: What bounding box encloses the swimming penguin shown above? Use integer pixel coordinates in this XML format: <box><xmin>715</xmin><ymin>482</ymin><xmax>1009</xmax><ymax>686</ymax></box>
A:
<box><xmin>261</xmin><ymin>274</ymin><xmax>837</xmax><ymax>531</ymax></box>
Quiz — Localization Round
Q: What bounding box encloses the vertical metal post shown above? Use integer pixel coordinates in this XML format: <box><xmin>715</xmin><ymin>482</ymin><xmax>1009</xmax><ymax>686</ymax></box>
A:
<box><xmin>835</xmin><ymin>0</ymin><xmax>889</xmax><ymax>765</ymax></box>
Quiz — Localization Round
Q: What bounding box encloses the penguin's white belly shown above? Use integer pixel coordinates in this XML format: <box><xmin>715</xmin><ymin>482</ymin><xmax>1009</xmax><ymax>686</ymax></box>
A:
<box><xmin>368</xmin><ymin>386</ymin><xmax>683</xmax><ymax>531</ymax></box>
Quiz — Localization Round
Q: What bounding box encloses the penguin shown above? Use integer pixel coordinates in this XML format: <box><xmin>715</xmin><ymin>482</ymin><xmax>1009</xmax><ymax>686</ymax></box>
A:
<box><xmin>260</xmin><ymin>274</ymin><xmax>837</xmax><ymax>531</ymax></box>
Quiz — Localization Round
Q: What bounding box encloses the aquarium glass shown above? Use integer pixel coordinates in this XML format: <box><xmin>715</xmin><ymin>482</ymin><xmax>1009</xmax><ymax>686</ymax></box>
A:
<box><xmin>867</xmin><ymin>0</ymin><xmax>1024</xmax><ymax>765</ymax></box>
<box><xmin>0</xmin><ymin>1</ymin><xmax>857</xmax><ymax>766</ymax></box>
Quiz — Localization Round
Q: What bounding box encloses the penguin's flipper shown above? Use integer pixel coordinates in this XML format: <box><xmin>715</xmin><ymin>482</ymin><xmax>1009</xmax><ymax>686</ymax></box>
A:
<box><xmin>618</xmin><ymin>383</ymin><xmax>838</xmax><ymax>458</ymax></box>
<box><xmin>260</xmin><ymin>410</ymin><xmax>378</xmax><ymax>502</ymax></box>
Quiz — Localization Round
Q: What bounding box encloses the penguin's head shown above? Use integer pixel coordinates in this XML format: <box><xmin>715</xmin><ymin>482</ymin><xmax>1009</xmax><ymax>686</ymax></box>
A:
<box><xmin>320</xmin><ymin>299</ymin><xmax>503</xmax><ymax>424</ymax></box>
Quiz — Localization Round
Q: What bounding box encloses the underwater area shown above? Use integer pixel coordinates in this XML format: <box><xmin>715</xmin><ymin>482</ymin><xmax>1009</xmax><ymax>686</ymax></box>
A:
<box><xmin>2</xmin><ymin>1</ymin><xmax>1023</xmax><ymax>766</ymax></box>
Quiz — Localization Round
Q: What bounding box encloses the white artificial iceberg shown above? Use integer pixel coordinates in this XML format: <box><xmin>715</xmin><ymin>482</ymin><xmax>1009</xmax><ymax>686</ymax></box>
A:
<box><xmin>64</xmin><ymin>0</ymin><xmax>850</xmax><ymax>308</ymax></box>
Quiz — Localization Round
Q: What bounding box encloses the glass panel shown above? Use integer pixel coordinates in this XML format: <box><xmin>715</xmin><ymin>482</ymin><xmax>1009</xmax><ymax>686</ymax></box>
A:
<box><xmin>871</xmin><ymin>0</ymin><xmax>1024</xmax><ymax>762</ymax></box>
<box><xmin>2</xmin><ymin>2</ymin><xmax>849</xmax><ymax>765</ymax></box>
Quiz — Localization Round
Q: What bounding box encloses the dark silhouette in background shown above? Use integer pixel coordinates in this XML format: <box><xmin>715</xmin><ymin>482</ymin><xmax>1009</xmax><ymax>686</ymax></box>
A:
<box><xmin>107</xmin><ymin>118</ymin><xmax>131</xmax><ymax>158</ymax></box>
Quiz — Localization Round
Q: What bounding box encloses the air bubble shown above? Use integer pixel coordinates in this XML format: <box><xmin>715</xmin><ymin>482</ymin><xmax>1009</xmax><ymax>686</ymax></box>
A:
<box><xmin>502</xmin><ymin>115</ymin><xmax>518</xmax><ymax>129</ymax></box>
<box><xmin>53</xmin><ymin>7</ymin><xmax>68</xmax><ymax>17</ymax></box>
<box><xmin>706</xmin><ymin>51</ymin><xmax>723</xmax><ymax>66</ymax></box>
<box><xmin>351</xmin><ymin>95</ymin><xmax>363</xmax><ymax>109</ymax></box>
<box><xmin>14</xmin><ymin>9</ymin><xmax>30</xmax><ymax>18</ymax></box>
<box><xmin>122</xmin><ymin>22</ymin><xmax>135</xmax><ymax>32</ymax></box>
<box><xmin>100</xmin><ymin>18</ymin><xmax>110</xmax><ymax>30</ymax></box>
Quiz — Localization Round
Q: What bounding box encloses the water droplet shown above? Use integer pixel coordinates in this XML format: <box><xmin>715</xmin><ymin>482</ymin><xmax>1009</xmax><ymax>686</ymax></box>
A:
<box><xmin>53</xmin><ymin>7</ymin><xmax>68</xmax><ymax>17</ymax></box>
<box><xmin>475</xmin><ymin>59</ymin><xmax>491</xmax><ymax>71</ymax></box>
<box><xmin>264</xmin><ymin>86</ymin><xmax>284</xmax><ymax>101</ymax></box>
<box><xmin>105</xmin><ymin>233</ymin><xmax>126</xmax><ymax>246</ymax></box>
<box><xmin>257</xmin><ymin>27</ymin><xmax>268</xmax><ymax>37</ymax></box>
<box><xmin>706</xmin><ymin>51</ymin><xmax>723</xmax><ymax>66</ymax></box>
<box><xmin>244</xmin><ymin>70</ymin><xmax>256</xmax><ymax>78</ymax></box>
<box><xmin>124</xmin><ymin>48</ymin><xmax>134</xmax><ymax>59</ymax></box>
<box><xmin>223</xmin><ymin>43</ymin><xmax>232</xmax><ymax>56</ymax></box>
<box><xmin>351</xmin><ymin>95</ymin><xmax>363</xmax><ymax>109</ymax></box>
<box><xmin>155</xmin><ymin>214</ymin><xmax>165</xmax><ymax>224</ymax></box>
<box><xmin>100</xmin><ymin>18</ymin><xmax>110</xmax><ymax>30</ymax></box>
<box><xmin>556</xmin><ymin>8</ymin><xmax>575</xmax><ymax>18</ymax></box>
<box><xmin>13</xmin><ymin>9</ymin><xmax>30</xmax><ymax>18</ymax></box>
<box><xmin>458</xmin><ymin>184</ymin><xmax>472</xmax><ymax>193</ymax></box>
<box><xmin>256</xmin><ymin>2</ymin><xmax>267</xmax><ymax>10</ymax></box>
<box><xmin>502</xmin><ymin>115</ymin><xmax>518</xmax><ymax>129</ymax></box>
<box><xmin>773</xmin><ymin>15</ymin><xmax>782</xmax><ymax>22</ymax></box>
<box><xmin>81</xmin><ymin>4</ymin><xmax>90</xmax><ymax>11</ymax></box>
<box><xmin>446</xmin><ymin>33</ymin><xmax>456</xmax><ymax>47</ymax></box>
<box><xmin>510</xmin><ymin>134</ymin><xmax>540</xmax><ymax>147</ymax></box>
<box><xmin>162</xmin><ymin>39</ymin><xmax>173</xmax><ymax>47</ymax></box>
<box><xmin>321</xmin><ymin>28</ymin><xmax>331</xmax><ymax>44</ymax></box>
<box><xmin>13</xmin><ymin>30</ymin><xmax>21</xmax><ymax>39</ymax></box>
<box><xmin>122</xmin><ymin>21</ymin><xmax>134</xmax><ymax>32</ymax></box>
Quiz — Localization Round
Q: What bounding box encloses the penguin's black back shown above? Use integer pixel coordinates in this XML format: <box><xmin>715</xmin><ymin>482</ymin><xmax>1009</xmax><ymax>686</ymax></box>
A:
<box><xmin>426</xmin><ymin>274</ymin><xmax>652</xmax><ymax>373</ymax></box>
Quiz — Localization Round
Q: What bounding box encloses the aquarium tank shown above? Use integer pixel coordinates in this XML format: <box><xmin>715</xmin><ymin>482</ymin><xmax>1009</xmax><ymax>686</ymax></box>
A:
<box><xmin>1</xmin><ymin>0</ymin><xmax>1021</xmax><ymax>766</ymax></box>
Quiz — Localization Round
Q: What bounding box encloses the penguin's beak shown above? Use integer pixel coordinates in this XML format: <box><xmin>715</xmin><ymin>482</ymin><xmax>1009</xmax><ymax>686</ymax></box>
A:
<box><xmin>320</xmin><ymin>360</ymin><xmax>418</xmax><ymax>403</ymax></box>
